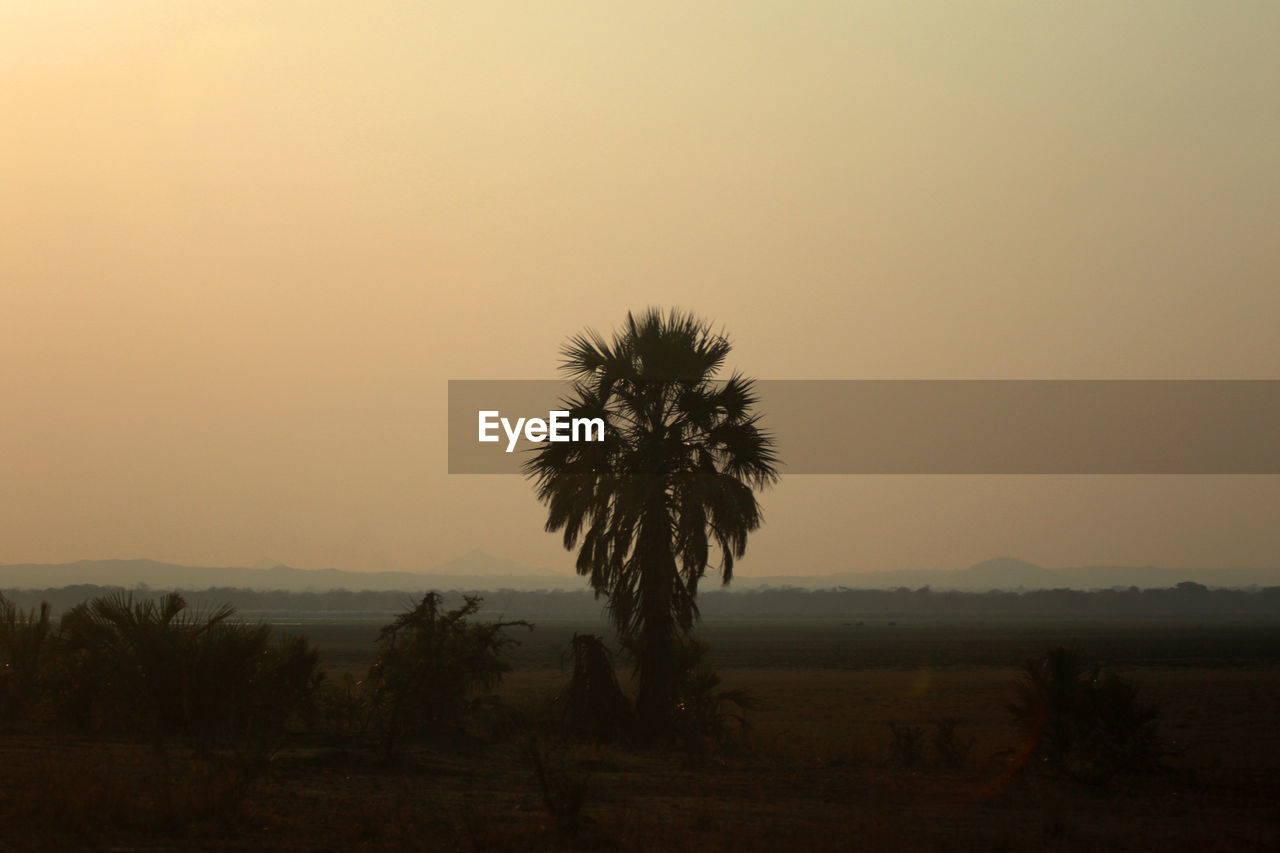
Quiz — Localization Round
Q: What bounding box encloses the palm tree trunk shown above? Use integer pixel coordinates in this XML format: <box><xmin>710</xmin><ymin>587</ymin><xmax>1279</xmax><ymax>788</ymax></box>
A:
<box><xmin>633</xmin><ymin>503</ymin><xmax>680</xmax><ymax>737</ymax></box>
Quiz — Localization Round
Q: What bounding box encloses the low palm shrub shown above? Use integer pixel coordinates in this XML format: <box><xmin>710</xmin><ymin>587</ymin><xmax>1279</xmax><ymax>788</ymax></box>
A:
<box><xmin>558</xmin><ymin>633</ymin><xmax>634</xmax><ymax>743</ymax></box>
<box><xmin>0</xmin><ymin>593</ymin><xmax>54</xmax><ymax>726</ymax></box>
<box><xmin>1008</xmin><ymin>645</ymin><xmax>1164</xmax><ymax>783</ymax></box>
<box><xmin>5</xmin><ymin>590</ymin><xmax>323</xmax><ymax>747</ymax></box>
<box><xmin>670</xmin><ymin>637</ymin><xmax>757</xmax><ymax>753</ymax></box>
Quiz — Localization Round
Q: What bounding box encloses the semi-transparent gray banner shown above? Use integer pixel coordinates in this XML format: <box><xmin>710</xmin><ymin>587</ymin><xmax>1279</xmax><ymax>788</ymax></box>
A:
<box><xmin>448</xmin><ymin>380</ymin><xmax>1280</xmax><ymax>474</ymax></box>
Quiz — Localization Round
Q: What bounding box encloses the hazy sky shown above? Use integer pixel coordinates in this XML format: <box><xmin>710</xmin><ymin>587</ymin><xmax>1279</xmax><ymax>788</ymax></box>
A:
<box><xmin>4</xmin><ymin>2</ymin><xmax>1279</xmax><ymax>577</ymax></box>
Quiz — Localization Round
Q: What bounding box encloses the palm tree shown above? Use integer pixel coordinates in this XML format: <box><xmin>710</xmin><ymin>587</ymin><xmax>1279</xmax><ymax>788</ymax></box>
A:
<box><xmin>525</xmin><ymin>308</ymin><xmax>778</xmax><ymax>733</ymax></box>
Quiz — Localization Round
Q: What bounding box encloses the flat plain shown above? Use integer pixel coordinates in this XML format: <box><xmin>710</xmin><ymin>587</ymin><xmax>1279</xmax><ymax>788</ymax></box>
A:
<box><xmin>3</xmin><ymin>618</ymin><xmax>1278</xmax><ymax>851</ymax></box>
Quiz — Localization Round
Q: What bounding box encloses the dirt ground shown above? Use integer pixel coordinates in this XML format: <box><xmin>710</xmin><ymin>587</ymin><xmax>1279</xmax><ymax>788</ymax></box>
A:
<box><xmin>2</xmin><ymin>664</ymin><xmax>1277</xmax><ymax>851</ymax></box>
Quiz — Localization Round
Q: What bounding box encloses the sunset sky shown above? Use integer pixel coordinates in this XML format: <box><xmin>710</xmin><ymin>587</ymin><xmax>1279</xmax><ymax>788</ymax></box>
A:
<box><xmin>4</xmin><ymin>2</ymin><xmax>1278</xmax><ymax>578</ymax></box>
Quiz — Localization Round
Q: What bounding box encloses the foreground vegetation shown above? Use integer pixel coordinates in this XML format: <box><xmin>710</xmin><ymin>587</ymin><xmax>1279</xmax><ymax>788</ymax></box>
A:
<box><xmin>1</xmin><ymin>589</ymin><xmax>1277</xmax><ymax>850</ymax></box>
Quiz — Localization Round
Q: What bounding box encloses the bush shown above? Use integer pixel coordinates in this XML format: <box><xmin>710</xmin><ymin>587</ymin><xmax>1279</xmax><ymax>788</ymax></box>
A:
<box><xmin>888</xmin><ymin>719</ymin><xmax>975</xmax><ymax>768</ymax></box>
<box><xmin>527</xmin><ymin>739</ymin><xmax>589</xmax><ymax>834</ymax></box>
<box><xmin>558</xmin><ymin>633</ymin><xmax>634</xmax><ymax>743</ymax></box>
<box><xmin>0</xmin><ymin>593</ymin><xmax>54</xmax><ymax>726</ymax></box>
<box><xmin>1008</xmin><ymin>645</ymin><xmax>1164</xmax><ymax>783</ymax></box>
<box><xmin>670</xmin><ymin>637</ymin><xmax>757</xmax><ymax>753</ymax></box>
<box><xmin>929</xmin><ymin>718</ymin><xmax>976</xmax><ymax>768</ymax></box>
<box><xmin>32</xmin><ymin>591</ymin><xmax>322</xmax><ymax>747</ymax></box>
<box><xmin>887</xmin><ymin>722</ymin><xmax>927</xmax><ymax>766</ymax></box>
<box><xmin>365</xmin><ymin>592</ymin><xmax>530</xmax><ymax>758</ymax></box>
<box><xmin>318</xmin><ymin>672</ymin><xmax>375</xmax><ymax>742</ymax></box>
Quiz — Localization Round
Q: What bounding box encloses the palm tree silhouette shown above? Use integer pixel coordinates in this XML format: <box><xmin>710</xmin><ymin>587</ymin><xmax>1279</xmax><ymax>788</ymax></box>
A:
<box><xmin>525</xmin><ymin>308</ymin><xmax>778</xmax><ymax>734</ymax></box>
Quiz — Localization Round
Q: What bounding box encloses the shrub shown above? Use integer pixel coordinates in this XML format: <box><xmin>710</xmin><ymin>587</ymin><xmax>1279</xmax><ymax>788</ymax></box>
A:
<box><xmin>365</xmin><ymin>592</ymin><xmax>530</xmax><ymax>758</ymax></box>
<box><xmin>1008</xmin><ymin>645</ymin><xmax>1164</xmax><ymax>783</ymax></box>
<box><xmin>929</xmin><ymin>718</ymin><xmax>975</xmax><ymax>768</ymax></box>
<box><xmin>558</xmin><ymin>633</ymin><xmax>634</xmax><ymax>743</ymax></box>
<box><xmin>887</xmin><ymin>721</ymin><xmax>927</xmax><ymax>766</ymax></box>
<box><xmin>888</xmin><ymin>719</ymin><xmax>975</xmax><ymax>768</ymax></box>
<box><xmin>52</xmin><ymin>591</ymin><xmax>323</xmax><ymax>747</ymax></box>
<box><xmin>670</xmin><ymin>637</ymin><xmax>757</xmax><ymax>753</ymax></box>
<box><xmin>0</xmin><ymin>593</ymin><xmax>54</xmax><ymax>726</ymax></box>
<box><xmin>318</xmin><ymin>672</ymin><xmax>374</xmax><ymax>742</ymax></box>
<box><xmin>527</xmin><ymin>739</ymin><xmax>589</xmax><ymax>834</ymax></box>
<box><xmin>56</xmin><ymin>591</ymin><xmax>229</xmax><ymax>736</ymax></box>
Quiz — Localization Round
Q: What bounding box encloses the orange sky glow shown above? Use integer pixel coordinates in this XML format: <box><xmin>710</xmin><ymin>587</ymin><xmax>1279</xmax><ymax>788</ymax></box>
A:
<box><xmin>3</xmin><ymin>2</ymin><xmax>1278</xmax><ymax>577</ymax></box>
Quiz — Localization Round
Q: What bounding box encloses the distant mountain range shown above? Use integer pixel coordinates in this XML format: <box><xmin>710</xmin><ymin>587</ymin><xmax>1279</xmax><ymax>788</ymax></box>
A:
<box><xmin>739</xmin><ymin>557</ymin><xmax>1279</xmax><ymax>592</ymax></box>
<box><xmin>0</xmin><ymin>553</ymin><xmax>1274</xmax><ymax>593</ymax></box>
<box><xmin>0</xmin><ymin>550</ymin><xmax>575</xmax><ymax>593</ymax></box>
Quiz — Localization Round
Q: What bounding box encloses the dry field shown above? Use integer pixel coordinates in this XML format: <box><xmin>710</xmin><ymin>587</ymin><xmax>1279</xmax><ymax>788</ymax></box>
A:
<box><xmin>2</xmin><ymin>622</ymin><xmax>1279</xmax><ymax>851</ymax></box>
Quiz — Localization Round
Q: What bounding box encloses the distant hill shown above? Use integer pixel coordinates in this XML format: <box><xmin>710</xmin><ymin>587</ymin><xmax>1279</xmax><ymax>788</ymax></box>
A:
<box><xmin>1</xmin><ymin>554</ymin><xmax>1274</xmax><ymax>593</ymax></box>
<box><xmin>958</xmin><ymin>557</ymin><xmax>1060</xmax><ymax>588</ymax></box>
<box><xmin>0</xmin><ymin>551</ymin><xmax>577</xmax><ymax>592</ymax></box>
<box><xmin>736</xmin><ymin>558</ymin><xmax>1277</xmax><ymax>591</ymax></box>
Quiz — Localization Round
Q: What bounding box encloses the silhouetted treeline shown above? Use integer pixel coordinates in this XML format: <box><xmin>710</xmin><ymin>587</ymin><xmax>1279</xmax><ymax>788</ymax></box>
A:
<box><xmin>701</xmin><ymin>581</ymin><xmax>1280</xmax><ymax>619</ymax></box>
<box><xmin>3</xmin><ymin>581</ymin><xmax>1279</xmax><ymax>620</ymax></box>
